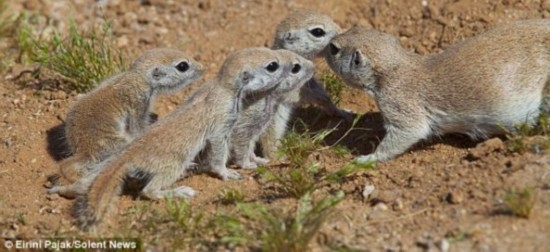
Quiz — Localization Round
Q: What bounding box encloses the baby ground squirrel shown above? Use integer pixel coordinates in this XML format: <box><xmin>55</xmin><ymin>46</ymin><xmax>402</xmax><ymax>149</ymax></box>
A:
<box><xmin>230</xmin><ymin>49</ymin><xmax>314</xmax><ymax>169</ymax></box>
<box><xmin>261</xmin><ymin>9</ymin><xmax>350</xmax><ymax>159</ymax></box>
<box><xmin>71</xmin><ymin>47</ymin><xmax>297</xmax><ymax>230</ymax></box>
<box><xmin>48</xmin><ymin>48</ymin><xmax>203</xmax><ymax>193</ymax></box>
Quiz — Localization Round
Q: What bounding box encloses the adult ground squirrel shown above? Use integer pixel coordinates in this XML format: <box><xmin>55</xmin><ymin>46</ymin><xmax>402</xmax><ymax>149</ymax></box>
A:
<box><xmin>260</xmin><ymin>9</ymin><xmax>350</xmax><ymax>158</ymax></box>
<box><xmin>325</xmin><ymin>20</ymin><xmax>550</xmax><ymax>162</ymax></box>
<box><xmin>49</xmin><ymin>48</ymin><xmax>203</xmax><ymax>188</ymax></box>
<box><xmin>231</xmin><ymin>49</ymin><xmax>314</xmax><ymax>169</ymax></box>
<box><xmin>70</xmin><ymin>47</ymin><xmax>293</xmax><ymax>230</ymax></box>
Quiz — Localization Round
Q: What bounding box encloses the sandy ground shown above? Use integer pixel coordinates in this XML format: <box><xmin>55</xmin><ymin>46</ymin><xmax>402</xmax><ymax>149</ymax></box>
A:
<box><xmin>1</xmin><ymin>0</ymin><xmax>550</xmax><ymax>251</ymax></box>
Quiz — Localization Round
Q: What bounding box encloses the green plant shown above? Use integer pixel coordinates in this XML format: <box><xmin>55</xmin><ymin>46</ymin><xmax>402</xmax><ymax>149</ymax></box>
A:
<box><xmin>0</xmin><ymin>0</ymin><xmax>10</xmax><ymax>36</ymax></box>
<box><xmin>277</xmin><ymin>122</ymin><xmax>335</xmax><ymax>167</ymax></box>
<box><xmin>0</xmin><ymin>0</ymin><xmax>22</xmax><ymax>71</ymax></box>
<box><xmin>0</xmin><ymin>0</ymin><xmax>14</xmax><ymax>37</ymax></box>
<box><xmin>261</xmin><ymin>116</ymin><xmax>372</xmax><ymax>198</ymax></box>
<box><xmin>239</xmin><ymin>191</ymin><xmax>344</xmax><ymax>252</ymax></box>
<box><xmin>324</xmin><ymin>159</ymin><xmax>375</xmax><ymax>184</ymax></box>
<box><xmin>218</xmin><ymin>188</ymin><xmax>245</xmax><ymax>205</ymax></box>
<box><xmin>504</xmin><ymin>187</ymin><xmax>536</xmax><ymax>218</ymax></box>
<box><xmin>506</xmin><ymin>114</ymin><xmax>550</xmax><ymax>153</ymax></box>
<box><xmin>15</xmin><ymin>212</ymin><xmax>26</xmax><ymax>225</ymax></box>
<box><xmin>18</xmin><ymin>19</ymin><xmax>126</xmax><ymax>92</ymax></box>
<box><xmin>130</xmin><ymin>198</ymin><xmax>249</xmax><ymax>250</ymax></box>
<box><xmin>320</xmin><ymin>71</ymin><xmax>345</xmax><ymax>105</ymax></box>
<box><xmin>446</xmin><ymin>231</ymin><xmax>475</xmax><ymax>243</ymax></box>
<box><xmin>258</xmin><ymin>160</ymin><xmax>373</xmax><ymax>198</ymax></box>
<box><xmin>164</xmin><ymin>198</ymin><xmax>206</xmax><ymax>231</ymax></box>
<box><xmin>257</xmin><ymin>164</ymin><xmax>320</xmax><ymax>198</ymax></box>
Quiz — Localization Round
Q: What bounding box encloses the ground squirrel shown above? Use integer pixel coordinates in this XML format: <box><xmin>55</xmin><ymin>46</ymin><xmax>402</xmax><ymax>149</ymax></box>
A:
<box><xmin>325</xmin><ymin>20</ymin><xmax>550</xmax><ymax>162</ymax></box>
<box><xmin>231</xmin><ymin>49</ymin><xmax>314</xmax><ymax>169</ymax></box>
<box><xmin>260</xmin><ymin>9</ymin><xmax>349</xmax><ymax>158</ymax></box>
<box><xmin>49</xmin><ymin>48</ymin><xmax>203</xmax><ymax>189</ymax></box>
<box><xmin>69</xmin><ymin>47</ymin><xmax>293</xmax><ymax>230</ymax></box>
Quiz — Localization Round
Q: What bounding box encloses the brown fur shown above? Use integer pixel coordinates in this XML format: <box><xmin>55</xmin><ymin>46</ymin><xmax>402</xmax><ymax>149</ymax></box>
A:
<box><xmin>71</xmin><ymin>47</ymin><xmax>294</xmax><ymax>230</ymax></box>
<box><xmin>261</xmin><ymin>9</ymin><xmax>351</xmax><ymax>159</ymax></box>
<box><xmin>326</xmin><ymin>20</ymin><xmax>550</xmax><ymax>162</ymax></box>
<box><xmin>48</xmin><ymin>48</ymin><xmax>203</xmax><ymax>194</ymax></box>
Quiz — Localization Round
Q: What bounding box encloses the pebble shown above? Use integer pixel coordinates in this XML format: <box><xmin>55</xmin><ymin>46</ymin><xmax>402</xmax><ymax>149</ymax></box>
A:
<box><xmin>438</xmin><ymin>239</ymin><xmax>450</xmax><ymax>252</ymax></box>
<box><xmin>373</xmin><ymin>202</ymin><xmax>388</xmax><ymax>211</ymax></box>
<box><xmin>45</xmin><ymin>194</ymin><xmax>59</xmax><ymax>201</ymax></box>
<box><xmin>49</xmin><ymin>90</ymin><xmax>67</xmax><ymax>100</ymax></box>
<box><xmin>446</xmin><ymin>191</ymin><xmax>463</xmax><ymax>204</ymax></box>
<box><xmin>4</xmin><ymin>139</ymin><xmax>12</xmax><ymax>148</ymax></box>
<box><xmin>362</xmin><ymin>184</ymin><xmax>375</xmax><ymax>200</ymax></box>
<box><xmin>468</xmin><ymin>138</ymin><xmax>504</xmax><ymax>159</ymax></box>
<box><xmin>392</xmin><ymin>198</ymin><xmax>404</xmax><ymax>211</ymax></box>
<box><xmin>117</xmin><ymin>36</ymin><xmax>129</xmax><ymax>47</ymax></box>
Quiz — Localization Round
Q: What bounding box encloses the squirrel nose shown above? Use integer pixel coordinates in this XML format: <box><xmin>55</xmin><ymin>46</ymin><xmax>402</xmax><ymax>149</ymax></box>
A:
<box><xmin>291</xmin><ymin>63</ymin><xmax>301</xmax><ymax>74</ymax></box>
<box><xmin>284</xmin><ymin>32</ymin><xmax>297</xmax><ymax>43</ymax></box>
<box><xmin>152</xmin><ymin>67</ymin><xmax>166</xmax><ymax>80</ymax></box>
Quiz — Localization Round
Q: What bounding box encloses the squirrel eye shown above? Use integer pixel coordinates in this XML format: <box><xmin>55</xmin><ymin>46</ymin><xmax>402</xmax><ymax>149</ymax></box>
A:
<box><xmin>265</xmin><ymin>61</ymin><xmax>279</xmax><ymax>72</ymax></box>
<box><xmin>291</xmin><ymin>64</ymin><xmax>301</xmax><ymax>74</ymax></box>
<box><xmin>309</xmin><ymin>28</ymin><xmax>326</xmax><ymax>37</ymax></box>
<box><xmin>176</xmin><ymin>61</ymin><xmax>189</xmax><ymax>72</ymax></box>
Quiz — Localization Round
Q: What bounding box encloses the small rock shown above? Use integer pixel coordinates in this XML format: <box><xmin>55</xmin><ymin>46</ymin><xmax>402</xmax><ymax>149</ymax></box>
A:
<box><xmin>156</xmin><ymin>27</ymin><xmax>169</xmax><ymax>35</ymax></box>
<box><xmin>468</xmin><ymin>138</ymin><xmax>504</xmax><ymax>159</ymax></box>
<box><xmin>399</xmin><ymin>26</ymin><xmax>415</xmax><ymax>37</ymax></box>
<box><xmin>374</xmin><ymin>202</ymin><xmax>388</xmax><ymax>211</ymax></box>
<box><xmin>362</xmin><ymin>184</ymin><xmax>375</xmax><ymax>199</ymax></box>
<box><xmin>4</xmin><ymin>139</ymin><xmax>12</xmax><ymax>148</ymax></box>
<box><xmin>49</xmin><ymin>207</ymin><xmax>61</xmax><ymax>214</ymax></box>
<box><xmin>367</xmin><ymin>208</ymin><xmax>389</xmax><ymax>221</ymax></box>
<box><xmin>415</xmin><ymin>236</ymin><xmax>436</xmax><ymax>251</ymax></box>
<box><xmin>446</xmin><ymin>191</ymin><xmax>463</xmax><ymax>204</ymax></box>
<box><xmin>117</xmin><ymin>36</ymin><xmax>129</xmax><ymax>47</ymax></box>
<box><xmin>49</xmin><ymin>90</ymin><xmax>67</xmax><ymax>100</ymax></box>
<box><xmin>374</xmin><ymin>190</ymin><xmax>400</xmax><ymax>203</ymax></box>
<box><xmin>392</xmin><ymin>198</ymin><xmax>404</xmax><ymax>211</ymax></box>
<box><xmin>138</xmin><ymin>31</ymin><xmax>156</xmax><ymax>44</ymax></box>
<box><xmin>45</xmin><ymin>194</ymin><xmax>59</xmax><ymax>201</ymax></box>
<box><xmin>438</xmin><ymin>239</ymin><xmax>450</xmax><ymax>252</ymax></box>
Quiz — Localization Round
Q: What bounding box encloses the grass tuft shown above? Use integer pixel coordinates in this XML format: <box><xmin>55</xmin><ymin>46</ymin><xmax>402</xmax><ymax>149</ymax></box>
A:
<box><xmin>0</xmin><ymin>0</ymin><xmax>22</xmax><ymax>71</ymax></box>
<box><xmin>218</xmin><ymin>188</ymin><xmax>245</xmax><ymax>205</ymax></box>
<box><xmin>239</xmin><ymin>191</ymin><xmax>344</xmax><ymax>252</ymax></box>
<box><xmin>504</xmin><ymin>187</ymin><xmax>536</xmax><ymax>219</ymax></box>
<box><xmin>17</xmin><ymin>19</ymin><xmax>126</xmax><ymax>92</ymax></box>
<box><xmin>260</xmin><ymin>116</ymin><xmax>371</xmax><ymax>198</ymax></box>
<box><xmin>0</xmin><ymin>0</ymin><xmax>13</xmax><ymax>37</ymax></box>
<box><xmin>277</xmin><ymin>122</ymin><xmax>334</xmax><ymax>167</ymax></box>
<box><xmin>257</xmin><ymin>164</ymin><xmax>319</xmax><ymax>198</ymax></box>
<box><xmin>257</xmin><ymin>160</ymin><xmax>373</xmax><ymax>198</ymax></box>
<box><xmin>506</xmin><ymin>114</ymin><xmax>550</xmax><ymax>154</ymax></box>
<box><xmin>320</xmin><ymin>71</ymin><xmax>345</xmax><ymax>105</ymax></box>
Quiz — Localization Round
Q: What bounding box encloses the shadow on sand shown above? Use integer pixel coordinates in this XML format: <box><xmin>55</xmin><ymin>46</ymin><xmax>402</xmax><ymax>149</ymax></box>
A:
<box><xmin>292</xmin><ymin>107</ymin><xmax>480</xmax><ymax>156</ymax></box>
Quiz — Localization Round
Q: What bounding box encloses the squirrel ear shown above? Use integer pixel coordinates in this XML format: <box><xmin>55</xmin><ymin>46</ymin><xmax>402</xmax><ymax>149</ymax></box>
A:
<box><xmin>353</xmin><ymin>49</ymin><xmax>365</xmax><ymax>66</ymax></box>
<box><xmin>329</xmin><ymin>42</ymin><xmax>341</xmax><ymax>56</ymax></box>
